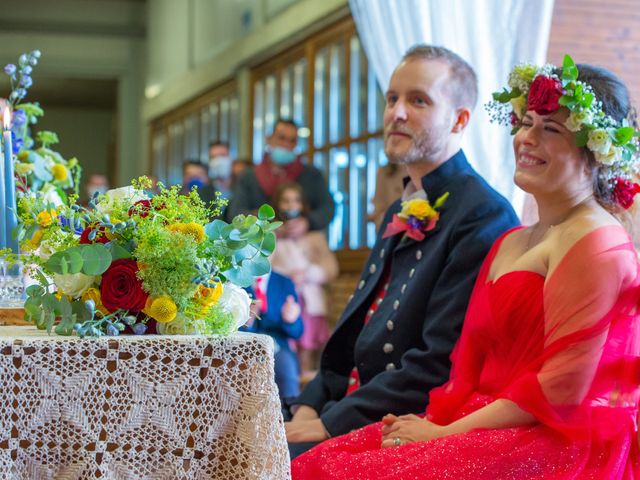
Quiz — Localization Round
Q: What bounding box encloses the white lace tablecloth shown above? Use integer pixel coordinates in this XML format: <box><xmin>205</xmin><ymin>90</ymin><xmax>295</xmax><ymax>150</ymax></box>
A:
<box><xmin>0</xmin><ymin>326</ymin><xmax>290</xmax><ymax>479</ymax></box>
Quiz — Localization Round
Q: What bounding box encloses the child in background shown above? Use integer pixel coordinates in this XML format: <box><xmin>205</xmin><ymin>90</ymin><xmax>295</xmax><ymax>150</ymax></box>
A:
<box><xmin>270</xmin><ymin>183</ymin><xmax>338</xmax><ymax>377</ymax></box>
<box><xmin>243</xmin><ymin>271</ymin><xmax>303</xmax><ymax>401</ymax></box>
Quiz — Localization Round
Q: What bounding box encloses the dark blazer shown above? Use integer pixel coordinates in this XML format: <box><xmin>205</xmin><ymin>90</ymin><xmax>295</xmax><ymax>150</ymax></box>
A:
<box><xmin>243</xmin><ymin>271</ymin><xmax>303</xmax><ymax>352</ymax></box>
<box><xmin>294</xmin><ymin>150</ymin><xmax>520</xmax><ymax>436</ymax></box>
<box><xmin>227</xmin><ymin>163</ymin><xmax>335</xmax><ymax>231</ymax></box>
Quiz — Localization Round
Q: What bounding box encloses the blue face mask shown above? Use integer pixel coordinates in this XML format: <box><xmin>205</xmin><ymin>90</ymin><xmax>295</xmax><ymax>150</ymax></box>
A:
<box><xmin>270</xmin><ymin>147</ymin><xmax>296</xmax><ymax>165</ymax></box>
<box><xmin>283</xmin><ymin>209</ymin><xmax>301</xmax><ymax>220</ymax></box>
<box><xmin>186</xmin><ymin>178</ymin><xmax>205</xmax><ymax>190</ymax></box>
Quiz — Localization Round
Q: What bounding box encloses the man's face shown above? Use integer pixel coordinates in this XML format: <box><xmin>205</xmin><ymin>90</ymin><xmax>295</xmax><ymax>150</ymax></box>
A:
<box><xmin>267</xmin><ymin>123</ymin><xmax>298</xmax><ymax>151</ymax></box>
<box><xmin>183</xmin><ymin>164</ymin><xmax>208</xmax><ymax>184</ymax></box>
<box><xmin>208</xmin><ymin>144</ymin><xmax>229</xmax><ymax>160</ymax></box>
<box><xmin>383</xmin><ymin>59</ymin><xmax>457</xmax><ymax>164</ymax></box>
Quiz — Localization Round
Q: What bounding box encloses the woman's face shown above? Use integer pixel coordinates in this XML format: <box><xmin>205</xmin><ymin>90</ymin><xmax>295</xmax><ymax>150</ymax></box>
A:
<box><xmin>513</xmin><ymin>108</ymin><xmax>593</xmax><ymax>198</ymax></box>
<box><xmin>279</xmin><ymin>189</ymin><xmax>303</xmax><ymax>214</ymax></box>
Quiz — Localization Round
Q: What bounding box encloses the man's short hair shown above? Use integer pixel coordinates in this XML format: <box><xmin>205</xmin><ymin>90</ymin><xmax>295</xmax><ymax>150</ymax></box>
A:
<box><xmin>401</xmin><ymin>45</ymin><xmax>478</xmax><ymax>110</ymax></box>
<box><xmin>272</xmin><ymin>117</ymin><xmax>299</xmax><ymax>133</ymax></box>
<box><xmin>182</xmin><ymin>160</ymin><xmax>207</xmax><ymax>174</ymax></box>
<box><xmin>208</xmin><ymin>140</ymin><xmax>229</xmax><ymax>150</ymax></box>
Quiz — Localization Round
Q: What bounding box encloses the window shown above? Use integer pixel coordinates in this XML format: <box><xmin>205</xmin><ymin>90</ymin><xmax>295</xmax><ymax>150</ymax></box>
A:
<box><xmin>150</xmin><ymin>83</ymin><xmax>238</xmax><ymax>186</ymax></box>
<box><xmin>250</xmin><ymin>18</ymin><xmax>385</xmax><ymax>250</ymax></box>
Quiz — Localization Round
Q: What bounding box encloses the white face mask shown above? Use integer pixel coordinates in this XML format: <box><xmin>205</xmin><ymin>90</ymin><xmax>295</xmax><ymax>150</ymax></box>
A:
<box><xmin>209</xmin><ymin>155</ymin><xmax>232</xmax><ymax>179</ymax></box>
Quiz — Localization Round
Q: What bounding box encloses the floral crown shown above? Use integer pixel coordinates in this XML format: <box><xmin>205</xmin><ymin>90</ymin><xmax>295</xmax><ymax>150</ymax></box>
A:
<box><xmin>487</xmin><ymin>54</ymin><xmax>640</xmax><ymax>209</ymax></box>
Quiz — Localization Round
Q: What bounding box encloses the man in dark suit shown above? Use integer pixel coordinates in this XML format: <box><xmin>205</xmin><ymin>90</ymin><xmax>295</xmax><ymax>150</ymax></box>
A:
<box><xmin>284</xmin><ymin>45</ymin><xmax>520</xmax><ymax>457</ymax></box>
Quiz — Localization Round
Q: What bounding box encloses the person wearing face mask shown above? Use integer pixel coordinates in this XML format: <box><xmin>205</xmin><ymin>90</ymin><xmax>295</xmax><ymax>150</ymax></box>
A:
<box><xmin>270</xmin><ymin>182</ymin><xmax>339</xmax><ymax>378</ymax></box>
<box><xmin>208</xmin><ymin>141</ymin><xmax>233</xmax><ymax>199</ymax></box>
<box><xmin>180</xmin><ymin>160</ymin><xmax>218</xmax><ymax>208</ymax></box>
<box><xmin>227</xmin><ymin>118</ymin><xmax>334</xmax><ymax>236</ymax></box>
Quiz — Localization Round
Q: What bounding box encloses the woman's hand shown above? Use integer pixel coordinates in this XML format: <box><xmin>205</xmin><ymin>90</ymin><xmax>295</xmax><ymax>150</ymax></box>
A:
<box><xmin>380</xmin><ymin>414</ymin><xmax>447</xmax><ymax>448</ymax></box>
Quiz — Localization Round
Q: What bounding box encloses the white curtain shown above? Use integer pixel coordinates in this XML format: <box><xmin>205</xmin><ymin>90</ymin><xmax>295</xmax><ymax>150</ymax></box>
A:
<box><xmin>349</xmin><ymin>0</ymin><xmax>555</xmax><ymax>213</ymax></box>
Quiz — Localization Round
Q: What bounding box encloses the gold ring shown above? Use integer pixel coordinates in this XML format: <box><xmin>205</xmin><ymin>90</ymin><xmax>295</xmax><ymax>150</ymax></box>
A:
<box><xmin>393</xmin><ymin>436</ymin><xmax>401</xmax><ymax>447</ymax></box>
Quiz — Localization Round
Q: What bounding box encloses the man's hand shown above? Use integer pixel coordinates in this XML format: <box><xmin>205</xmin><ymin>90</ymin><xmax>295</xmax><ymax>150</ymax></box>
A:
<box><xmin>281</xmin><ymin>295</ymin><xmax>301</xmax><ymax>323</ymax></box>
<box><xmin>285</xmin><ymin>419</ymin><xmax>329</xmax><ymax>443</ymax></box>
<box><xmin>380</xmin><ymin>413</ymin><xmax>446</xmax><ymax>448</ymax></box>
<box><xmin>285</xmin><ymin>217</ymin><xmax>310</xmax><ymax>238</ymax></box>
<box><xmin>290</xmin><ymin>404</ymin><xmax>319</xmax><ymax>422</ymax></box>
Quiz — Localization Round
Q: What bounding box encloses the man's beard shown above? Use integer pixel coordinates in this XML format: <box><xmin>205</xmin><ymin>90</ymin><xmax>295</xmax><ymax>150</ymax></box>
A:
<box><xmin>384</xmin><ymin>123</ymin><xmax>449</xmax><ymax>165</ymax></box>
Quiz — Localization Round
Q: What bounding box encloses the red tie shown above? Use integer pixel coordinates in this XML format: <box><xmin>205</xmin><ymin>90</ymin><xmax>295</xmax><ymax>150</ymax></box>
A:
<box><xmin>255</xmin><ymin>277</ymin><xmax>268</xmax><ymax>313</ymax></box>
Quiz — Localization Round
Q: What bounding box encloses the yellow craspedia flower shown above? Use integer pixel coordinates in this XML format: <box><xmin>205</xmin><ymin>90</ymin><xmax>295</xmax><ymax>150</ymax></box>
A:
<box><xmin>182</xmin><ymin>222</ymin><xmax>205</xmax><ymax>243</ymax></box>
<box><xmin>37</xmin><ymin>209</ymin><xmax>57</xmax><ymax>227</ymax></box>
<box><xmin>167</xmin><ymin>223</ymin><xmax>185</xmax><ymax>234</ymax></box>
<box><xmin>81</xmin><ymin>287</ymin><xmax>109</xmax><ymax>316</ymax></box>
<box><xmin>195</xmin><ymin>282</ymin><xmax>223</xmax><ymax>307</ymax></box>
<box><xmin>52</xmin><ymin>164</ymin><xmax>68</xmax><ymax>182</ymax></box>
<box><xmin>400</xmin><ymin>199</ymin><xmax>436</xmax><ymax>220</ymax></box>
<box><xmin>147</xmin><ymin>296</ymin><xmax>178</xmax><ymax>323</ymax></box>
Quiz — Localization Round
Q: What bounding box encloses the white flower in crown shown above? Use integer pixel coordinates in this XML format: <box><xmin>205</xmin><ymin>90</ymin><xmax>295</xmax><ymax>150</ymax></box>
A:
<box><xmin>510</xmin><ymin>96</ymin><xmax>527</xmax><ymax>119</ymax></box>
<box><xmin>217</xmin><ymin>282</ymin><xmax>252</xmax><ymax>328</ymax></box>
<box><xmin>564</xmin><ymin>110</ymin><xmax>593</xmax><ymax>133</ymax></box>
<box><xmin>595</xmin><ymin>146</ymin><xmax>622</xmax><ymax>166</ymax></box>
<box><xmin>587</xmin><ymin>128</ymin><xmax>612</xmax><ymax>155</ymax></box>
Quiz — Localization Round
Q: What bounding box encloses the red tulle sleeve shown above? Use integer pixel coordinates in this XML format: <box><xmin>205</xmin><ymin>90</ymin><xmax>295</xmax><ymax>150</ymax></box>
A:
<box><xmin>501</xmin><ymin>225</ymin><xmax>640</xmax><ymax>439</ymax></box>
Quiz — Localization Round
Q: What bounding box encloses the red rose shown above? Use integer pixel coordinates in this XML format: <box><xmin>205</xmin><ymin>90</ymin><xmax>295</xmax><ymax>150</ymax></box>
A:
<box><xmin>79</xmin><ymin>224</ymin><xmax>109</xmax><ymax>244</ymax></box>
<box><xmin>128</xmin><ymin>199</ymin><xmax>152</xmax><ymax>218</ymax></box>
<box><xmin>527</xmin><ymin>76</ymin><xmax>563</xmax><ymax>115</ymax></box>
<box><xmin>613</xmin><ymin>177</ymin><xmax>640</xmax><ymax>210</ymax></box>
<box><xmin>100</xmin><ymin>259</ymin><xmax>149</xmax><ymax>312</ymax></box>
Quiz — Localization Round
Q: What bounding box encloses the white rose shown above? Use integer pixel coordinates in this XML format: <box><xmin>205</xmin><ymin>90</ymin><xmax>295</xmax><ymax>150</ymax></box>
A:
<box><xmin>510</xmin><ymin>96</ymin><xmax>527</xmax><ymax>119</ymax></box>
<box><xmin>53</xmin><ymin>272</ymin><xmax>96</xmax><ymax>298</ymax></box>
<box><xmin>95</xmin><ymin>186</ymin><xmax>148</xmax><ymax>216</ymax></box>
<box><xmin>595</xmin><ymin>146</ymin><xmax>622</xmax><ymax>166</ymax></box>
<box><xmin>587</xmin><ymin>129</ymin><xmax>612</xmax><ymax>155</ymax></box>
<box><xmin>564</xmin><ymin>110</ymin><xmax>593</xmax><ymax>132</ymax></box>
<box><xmin>217</xmin><ymin>283</ymin><xmax>252</xmax><ymax>329</ymax></box>
<box><xmin>40</xmin><ymin>183</ymin><xmax>64</xmax><ymax>208</ymax></box>
<box><xmin>156</xmin><ymin>314</ymin><xmax>195</xmax><ymax>335</ymax></box>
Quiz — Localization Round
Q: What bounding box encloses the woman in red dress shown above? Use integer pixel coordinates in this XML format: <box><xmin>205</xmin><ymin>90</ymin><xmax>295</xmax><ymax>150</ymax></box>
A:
<box><xmin>292</xmin><ymin>58</ymin><xmax>640</xmax><ymax>479</ymax></box>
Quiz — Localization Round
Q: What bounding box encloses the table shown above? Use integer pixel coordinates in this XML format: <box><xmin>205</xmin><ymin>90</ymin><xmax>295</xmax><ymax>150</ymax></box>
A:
<box><xmin>0</xmin><ymin>326</ymin><xmax>291</xmax><ymax>479</ymax></box>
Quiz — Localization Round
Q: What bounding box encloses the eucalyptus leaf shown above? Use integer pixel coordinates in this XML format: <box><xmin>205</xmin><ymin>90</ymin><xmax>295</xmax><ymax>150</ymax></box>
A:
<box><xmin>244</xmin><ymin>255</ymin><xmax>271</xmax><ymax>277</ymax></box>
<box><xmin>258</xmin><ymin>204</ymin><xmax>275</xmax><ymax>221</ymax></box>
<box><xmin>260</xmin><ymin>232</ymin><xmax>276</xmax><ymax>256</ymax></box>
<box><xmin>223</xmin><ymin>265</ymin><xmax>254</xmax><ymax>288</ymax></box>
<box><xmin>80</xmin><ymin>244</ymin><xmax>112</xmax><ymax>275</ymax></box>
<box><xmin>106</xmin><ymin>242</ymin><xmax>132</xmax><ymax>261</ymax></box>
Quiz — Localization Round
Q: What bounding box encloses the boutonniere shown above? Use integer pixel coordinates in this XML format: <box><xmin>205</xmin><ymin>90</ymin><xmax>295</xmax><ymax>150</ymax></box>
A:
<box><xmin>382</xmin><ymin>193</ymin><xmax>449</xmax><ymax>241</ymax></box>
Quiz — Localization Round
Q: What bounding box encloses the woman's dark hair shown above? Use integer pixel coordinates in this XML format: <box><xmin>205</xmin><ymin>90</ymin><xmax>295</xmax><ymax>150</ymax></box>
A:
<box><xmin>272</xmin><ymin>182</ymin><xmax>310</xmax><ymax>222</ymax></box>
<box><xmin>555</xmin><ymin>64</ymin><xmax>633</xmax><ymax>211</ymax></box>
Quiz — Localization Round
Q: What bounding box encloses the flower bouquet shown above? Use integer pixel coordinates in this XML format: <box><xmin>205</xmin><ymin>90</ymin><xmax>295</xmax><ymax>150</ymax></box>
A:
<box><xmin>17</xmin><ymin>177</ymin><xmax>281</xmax><ymax>337</ymax></box>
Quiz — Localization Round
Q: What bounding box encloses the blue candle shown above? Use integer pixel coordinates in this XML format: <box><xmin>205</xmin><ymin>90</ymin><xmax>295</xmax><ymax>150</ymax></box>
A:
<box><xmin>0</xmin><ymin>140</ymin><xmax>5</xmax><ymax>252</ymax></box>
<box><xmin>3</xmin><ymin>107</ymin><xmax>18</xmax><ymax>256</ymax></box>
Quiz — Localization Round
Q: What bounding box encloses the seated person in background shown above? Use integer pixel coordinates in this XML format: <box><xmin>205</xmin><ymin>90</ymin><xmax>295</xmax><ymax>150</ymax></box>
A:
<box><xmin>243</xmin><ymin>271</ymin><xmax>304</xmax><ymax>401</ymax></box>
<box><xmin>181</xmin><ymin>160</ymin><xmax>218</xmax><ymax>209</ymax></box>
<box><xmin>227</xmin><ymin>118</ymin><xmax>334</xmax><ymax>235</ymax></box>
<box><xmin>368</xmin><ymin>163</ymin><xmax>406</xmax><ymax>230</ymax></box>
<box><xmin>84</xmin><ymin>173</ymin><xmax>109</xmax><ymax>204</ymax></box>
<box><xmin>270</xmin><ymin>182</ymin><xmax>339</xmax><ymax>377</ymax></box>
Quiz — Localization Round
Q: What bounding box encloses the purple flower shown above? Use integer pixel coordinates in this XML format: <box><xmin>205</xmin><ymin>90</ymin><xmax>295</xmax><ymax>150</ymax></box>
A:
<box><xmin>19</xmin><ymin>75</ymin><xmax>32</xmax><ymax>88</ymax></box>
<box><xmin>30</xmin><ymin>50</ymin><xmax>41</xmax><ymax>59</ymax></box>
<box><xmin>4</xmin><ymin>64</ymin><xmax>16</xmax><ymax>76</ymax></box>
<box><xmin>132</xmin><ymin>323</ymin><xmax>148</xmax><ymax>335</ymax></box>
<box><xmin>12</xmin><ymin>110</ymin><xmax>26</xmax><ymax>127</ymax></box>
<box><xmin>22</xmin><ymin>66</ymin><xmax>32</xmax><ymax>75</ymax></box>
<box><xmin>11</xmin><ymin>137</ymin><xmax>23</xmax><ymax>155</ymax></box>
<box><xmin>407</xmin><ymin>215</ymin><xmax>427</xmax><ymax>230</ymax></box>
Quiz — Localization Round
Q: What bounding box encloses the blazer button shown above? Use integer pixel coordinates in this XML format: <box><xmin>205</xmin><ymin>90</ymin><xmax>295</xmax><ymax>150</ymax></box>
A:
<box><xmin>409</xmin><ymin>268</ymin><xmax>416</xmax><ymax>278</ymax></box>
<box><xmin>385</xmin><ymin>363</ymin><xmax>396</xmax><ymax>371</ymax></box>
<box><xmin>369</xmin><ymin>264</ymin><xmax>377</xmax><ymax>274</ymax></box>
<box><xmin>416</xmin><ymin>250</ymin><xmax>423</xmax><ymax>260</ymax></box>
<box><xmin>367</xmin><ymin>308</ymin><xmax>375</xmax><ymax>317</ymax></box>
<box><xmin>358</xmin><ymin>280</ymin><xmax>365</xmax><ymax>290</ymax></box>
<box><xmin>379</xmin><ymin>248</ymin><xmax>385</xmax><ymax>259</ymax></box>
<box><xmin>386</xmin><ymin>320</ymin><xmax>394</xmax><ymax>331</ymax></box>
<box><xmin>348</xmin><ymin>377</ymin><xmax>356</xmax><ymax>385</ymax></box>
<box><xmin>348</xmin><ymin>294</ymin><xmax>354</xmax><ymax>302</ymax></box>
<box><xmin>401</xmin><ymin>283</ymin><xmax>407</xmax><ymax>294</ymax></box>
<box><xmin>393</xmin><ymin>300</ymin><xmax>400</xmax><ymax>310</ymax></box>
<box><xmin>383</xmin><ymin>343</ymin><xmax>394</xmax><ymax>354</ymax></box>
